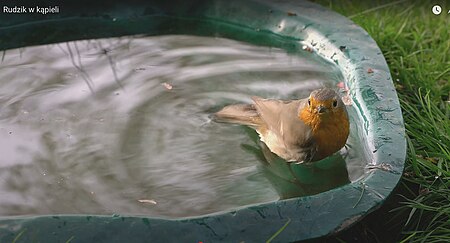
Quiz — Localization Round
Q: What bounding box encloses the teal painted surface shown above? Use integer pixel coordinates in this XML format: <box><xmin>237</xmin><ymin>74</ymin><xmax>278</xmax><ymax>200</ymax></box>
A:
<box><xmin>0</xmin><ymin>0</ymin><xmax>405</xmax><ymax>242</ymax></box>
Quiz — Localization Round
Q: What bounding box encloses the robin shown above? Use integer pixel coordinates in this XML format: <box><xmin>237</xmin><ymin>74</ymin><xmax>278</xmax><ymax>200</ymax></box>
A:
<box><xmin>215</xmin><ymin>88</ymin><xmax>350</xmax><ymax>163</ymax></box>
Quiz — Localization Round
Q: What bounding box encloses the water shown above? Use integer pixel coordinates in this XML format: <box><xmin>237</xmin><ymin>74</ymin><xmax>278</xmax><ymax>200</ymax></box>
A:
<box><xmin>0</xmin><ymin>35</ymin><xmax>366</xmax><ymax>218</ymax></box>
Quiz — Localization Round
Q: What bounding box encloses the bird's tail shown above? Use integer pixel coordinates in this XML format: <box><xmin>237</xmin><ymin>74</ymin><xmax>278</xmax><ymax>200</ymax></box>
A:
<box><xmin>214</xmin><ymin>104</ymin><xmax>261</xmax><ymax>127</ymax></box>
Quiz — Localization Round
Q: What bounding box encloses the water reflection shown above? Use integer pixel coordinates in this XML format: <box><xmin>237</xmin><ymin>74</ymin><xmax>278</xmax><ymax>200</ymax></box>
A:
<box><xmin>241</xmin><ymin>127</ymin><xmax>350</xmax><ymax>199</ymax></box>
<box><xmin>0</xmin><ymin>35</ymin><xmax>364</xmax><ymax>218</ymax></box>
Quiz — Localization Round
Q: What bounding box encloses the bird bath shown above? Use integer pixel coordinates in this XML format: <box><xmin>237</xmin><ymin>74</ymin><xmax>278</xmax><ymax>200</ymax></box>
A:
<box><xmin>0</xmin><ymin>0</ymin><xmax>406</xmax><ymax>242</ymax></box>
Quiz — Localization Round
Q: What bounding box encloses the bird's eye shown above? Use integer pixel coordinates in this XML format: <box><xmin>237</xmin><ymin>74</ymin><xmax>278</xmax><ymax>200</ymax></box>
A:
<box><xmin>308</xmin><ymin>99</ymin><xmax>311</xmax><ymax>106</ymax></box>
<box><xmin>332</xmin><ymin>100</ymin><xmax>338</xmax><ymax>108</ymax></box>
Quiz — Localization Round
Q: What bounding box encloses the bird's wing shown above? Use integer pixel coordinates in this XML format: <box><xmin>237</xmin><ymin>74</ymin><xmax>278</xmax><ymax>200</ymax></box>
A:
<box><xmin>214</xmin><ymin>103</ymin><xmax>262</xmax><ymax>127</ymax></box>
<box><xmin>251</xmin><ymin>97</ymin><xmax>303</xmax><ymax>140</ymax></box>
<box><xmin>251</xmin><ymin>97</ymin><xmax>284</xmax><ymax>134</ymax></box>
<box><xmin>252</xmin><ymin>97</ymin><xmax>315</xmax><ymax>162</ymax></box>
<box><xmin>278</xmin><ymin>99</ymin><xmax>312</xmax><ymax>147</ymax></box>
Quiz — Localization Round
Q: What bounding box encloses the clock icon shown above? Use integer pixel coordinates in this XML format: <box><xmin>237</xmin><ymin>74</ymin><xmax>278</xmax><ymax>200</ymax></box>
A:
<box><xmin>432</xmin><ymin>5</ymin><xmax>442</xmax><ymax>15</ymax></box>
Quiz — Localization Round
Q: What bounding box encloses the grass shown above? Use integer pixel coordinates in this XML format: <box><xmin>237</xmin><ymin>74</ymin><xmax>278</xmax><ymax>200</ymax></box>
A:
<box><xmin>267</xmin><ymin>218</ymin><xmax>292</xmax><ymax>243</ymax></box>
<box><xmin>309</xmin><ymin>0</ymin><xmax>450</xmax><ymax>242</ymax></box>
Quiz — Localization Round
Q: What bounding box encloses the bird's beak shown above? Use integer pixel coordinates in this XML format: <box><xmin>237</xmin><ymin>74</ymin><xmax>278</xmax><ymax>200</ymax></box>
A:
<box><xmin>317</xmin><ymin>105</ymin><xmax>326</xmax><ymax>114</ymax></box>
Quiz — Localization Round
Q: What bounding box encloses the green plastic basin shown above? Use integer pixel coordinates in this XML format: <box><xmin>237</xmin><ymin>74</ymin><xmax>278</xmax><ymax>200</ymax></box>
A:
<box><xmin>0</xmin><ymin>0</ymin><xmax>406</xmax><ymax>242</ymax></box>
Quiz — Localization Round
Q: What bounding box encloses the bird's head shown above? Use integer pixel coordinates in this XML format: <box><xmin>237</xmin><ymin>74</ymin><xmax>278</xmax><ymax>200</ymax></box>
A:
<box><xmin>299</xmin><ymin>88</ymin><xmax>348</xmax><ymax>130</ymax></box>
<box><xmin>306</xmin><ymin>88</ymin><xmax>345</xmax><ymax>117</ymax></box>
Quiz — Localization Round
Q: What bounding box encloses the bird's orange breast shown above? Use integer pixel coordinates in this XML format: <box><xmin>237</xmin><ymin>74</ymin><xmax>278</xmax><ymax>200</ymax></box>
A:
<box><xmin>299</xmin><ymin>107</ymin><xmax>349</xmax><ymax>161</ymax></box>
